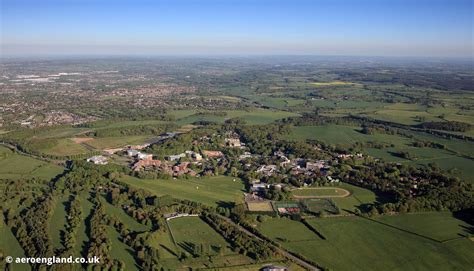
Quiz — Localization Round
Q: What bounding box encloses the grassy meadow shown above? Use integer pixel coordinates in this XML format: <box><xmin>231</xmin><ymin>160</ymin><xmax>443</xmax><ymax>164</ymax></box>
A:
<box><xmin>121</xmin><ymin>175</ymin><xmax>245</xmax><ymax>207</ymax></box>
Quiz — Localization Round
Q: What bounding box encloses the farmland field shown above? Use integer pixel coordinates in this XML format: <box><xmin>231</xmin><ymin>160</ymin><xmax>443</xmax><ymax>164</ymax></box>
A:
<box><xmin>374</xmin><ymin>212</ymin><xmax>473</xmax><ymax>241</ymax></box>
<box><xmin>261</xmin><ymin>216</ymin><xmax>474</xmax><ymax>270</ymax></box>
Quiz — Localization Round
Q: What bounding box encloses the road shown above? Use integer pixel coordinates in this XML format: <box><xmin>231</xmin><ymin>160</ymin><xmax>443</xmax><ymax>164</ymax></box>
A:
<box><xmin>217</xmin><ymin>214</ymin><xmax>320</xmax><ymax>270</ymax></box>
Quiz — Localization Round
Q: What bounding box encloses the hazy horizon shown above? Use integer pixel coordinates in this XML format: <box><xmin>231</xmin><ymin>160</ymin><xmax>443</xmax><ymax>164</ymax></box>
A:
<box><xmin>1</xmin><ymin>0</ymin><xmax>473</xmax><ymax>57</ymax></box>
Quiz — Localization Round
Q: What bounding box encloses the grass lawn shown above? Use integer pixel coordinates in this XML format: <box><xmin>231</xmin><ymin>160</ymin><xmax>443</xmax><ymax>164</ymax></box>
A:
<box><xmin>330</xmin><ymin>183</ymin><xmax>378</xmax><ymax>213</ymax></box>
<box><xmin>49</xmin><ymin>194</ymin><xmax>70</xmax><ymax>251</ymax></box>
<box><xmin>107</xmin><ymin>227</ymin><xmax>140</xmax><ymax>271</ymax></box>
<box><xmin>121</xmin><ymin>175</ymin><xmax>245</xmax><ymax>207</ymax></box>
<box><xmin>168</xmin><ymin>216</ymin><xmax>229</xmax><ymax>253</ymax></box>
<box><xmin>261</xmin><ymin>216</ymin><xmax>474</xmax><ymax>270</ymax></box>
<box><xmin>101</xmin><ymin>198</ymin><xmax>150</xmax><ymax>232</ymax></box>
<box><xmin>144</xmin><ymin>230</ymin><xmax>179</xmax><ymax>259</ymax></box>
<box><xmin>73</xmin><ymin>193</ymin><xmax>94</xmax><ymax>257</ymax></box>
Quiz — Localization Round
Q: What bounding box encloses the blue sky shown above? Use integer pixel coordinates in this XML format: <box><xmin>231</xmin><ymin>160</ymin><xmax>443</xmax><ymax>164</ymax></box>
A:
<box><xmin>1</xmin><ymin>0</ymin><xmax>472</xmax><ymax>57</ymax></box>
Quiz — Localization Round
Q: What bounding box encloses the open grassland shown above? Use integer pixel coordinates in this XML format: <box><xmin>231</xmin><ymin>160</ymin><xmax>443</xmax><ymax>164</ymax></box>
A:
<box><xmin>35</xmin><ymin>138</ymin><xmax>90</xmax><ymax>156</ymax></box>
<box><xmin>168</xmin><ymin>216</ymin><xmax>229</xmax><ymax>252</ymax></box>
<box><xmin>0</xmin><ymin>146</ymin><xmax>64</xmax><ymax>180</ymax></box>
<box><xmin>121</xmin><ymin>175</ymin><xmax>245</xmax><ymax>207</ymax></box>
<box><xmin>261</xmin><ymin>216</ymin><xmax>474</xmax><ymax>271</ymax></box>
<box><xmin>86</xmin><ymin>135</ymin><xmax>151</xmax><ymax>149</ymax></box>
<box><xmin>33</xmin><ymin>127</ymin><xmax>90</xmax><ymax>139</ymax></box>
<box><xmin>374</xmin><ymin>212</ymin><xmax>473</xmax><ymax>242</ymax></box>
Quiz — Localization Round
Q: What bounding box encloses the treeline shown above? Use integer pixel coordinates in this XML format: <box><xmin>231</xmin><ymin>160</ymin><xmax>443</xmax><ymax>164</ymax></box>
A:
<box><xmin>418</xmin><ymin>121</ymin><xmax>472</xmax><ymax>132</ymax></box>
<box><xmin>202</xmin><ymin>212</ymin><xmax>275</xmax><ymax>261</ymax></box>
<box><xmin>10</xmin><ymin>193</ymin><xmax>54</xmax><ymax>268</ymax></box>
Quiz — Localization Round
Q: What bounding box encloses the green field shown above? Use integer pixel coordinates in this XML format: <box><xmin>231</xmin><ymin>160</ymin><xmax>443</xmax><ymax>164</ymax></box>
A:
<box><xmin>261</xmin><ymin>216</ymin><xmax>474</xmax><ymax>270</ymax></box>
<box><xmin>73</xmin><ymin>193</ymin><xmax>94</xmax><ymax>257</ymax></box>
<box><xmin>101</xmin><ymin>198</ymin><xmax>150</xmax><ymax>232</ymax></box>
<box><xmin>35</xmin><ymin>138</ymin><xmax>90</xmax><ymax>156</ymax></box>
<box><xmin>121</xmin><ymin>175</ymin><xmax>245</xmax><ymax>207</ymax></box>
<box><xmin>0</xmin><ymin>217</ymin><xmax>30</xmax><ymax>271</ymax></box>
<box><xmin>86</xmin><ymin>135</ymin><xmax>151</xmax><ymax>149</ymax></box>
<box><xmin>168</xmin><ymin>216</ymin><xmax>229</xmax><ymax>254</ymax></box>
<box><xmin>49</xmin><ymin>194</ymin><xmax>69</xmax><ymax>250</ymax></box>
<box><xmin>107</xmin><ymin>227</ymin><xmax>140</xmax><ymax>270</ymax></box>
<box><xmin>329</xmin><ymin>183</ymin><xmax>378</xmax><ymax>213</ymax></box>
<box><xmin>0</xmin><ymin>146</ymin><xmax>64</xmax><ymax>180</ymax></box>
<box><xmin>374</xmin><ymin>212</ymin><xmax>473</xmax><ymax>241</ymax></box>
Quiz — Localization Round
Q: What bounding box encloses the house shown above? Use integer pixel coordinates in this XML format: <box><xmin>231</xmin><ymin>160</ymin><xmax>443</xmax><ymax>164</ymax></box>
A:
<box><xmin>306</xmin><ymin>160</ymin><xmax>326</xmax><ymax>170</ymax></box>
<box><xmin>127</xmin><ymin>149</ymin><xmax>140</xmax><ymax>157</ymax></box>
<box><xmin>192</xmin><ymin>152</ymin><xmax>202</xmax><ymax>161</ymax></box>
<box><xmin>127</xmin><ymin>144</ymin><xmax>150</xmax><ymax>150</ymax></box>
<box><xmin>137</xmin><ymin>152</ymin><xmax>153</xmax><ymax>160</ymax></box>
<box><xmin>239</xmin><ymin>152</ymin><xmax>253</xmax><ymax>160</ymax></box>
<box><xmin>167</xmin><ymin>153</ymin><xmax>186</xmax><ymax>161</ymax></box>
<box><xmin>202</xmin><ymin>150</ymin><xmax>224</xmax><ymax>158</ymax></box>
<box><xmin>132</xmin><ymin>159</ymin><xmax>161</xmax><ymax>171</ymax></box>
<box><xmin>225</xmin><ymin>137</ymin><xmax>241</xmax><ymax>147</ymax></box>
<box><xmin>86</xmin><ymin>155</ymin><xmax>108</xmax><ymax>165</ymax></box>
<box><xmin>257</xmin><ymin>165</ymin><xmax>278</xmax><ymax>176</ymax></box>
<box><xmin>103</xmin><ymin>148</ymin><xmax>123</xmax><ymax>155</ymax></box>
<box><xmin>262</xmin><ymin>265</ymin><xmax>288</xmax><ymax>271</ymax></box>
<box><xmin>251</xmin><ymin>183</ymin><xmax>267</xmax><ymax>192</ymax></box>
<box><xmin>327</xmin><ymin>176</ymin><xmax>340</xmax><ymax>183</ymax></box>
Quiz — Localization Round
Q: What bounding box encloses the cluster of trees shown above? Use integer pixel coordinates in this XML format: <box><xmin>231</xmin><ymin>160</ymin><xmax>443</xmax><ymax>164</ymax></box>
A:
<box><xmin>86</xmin><ymin>197</ymin><xmax>114</xmax><ymax>269</ymax></box>
<box><xmin>334</xmin><ymin>161</ymin><xmax>474</xmax><ymax>213</ymax></box>
<box><xmin>61</xmin><ymin>195</ymin><xmax>82</xmax><ymax>255</ymax></box>
<box><xmin>236</xmin><ymin>124</ymin><xmax>290</xmax><ymax>156</ymax></box>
